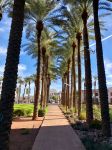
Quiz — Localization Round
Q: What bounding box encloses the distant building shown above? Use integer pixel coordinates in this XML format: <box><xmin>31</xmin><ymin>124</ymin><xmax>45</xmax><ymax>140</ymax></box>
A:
<box><xmin>81</xmin><ymin>87</ymin><xmax>112</xmax><ymax>104</ymax></box>
<box><xmin>50</xmin><ymin>89</ymin><xmax>61</xmax><ymax>100</ymax></box>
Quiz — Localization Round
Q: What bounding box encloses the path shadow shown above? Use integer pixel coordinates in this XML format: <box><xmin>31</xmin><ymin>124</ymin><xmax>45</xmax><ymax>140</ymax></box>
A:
<box><xmin>32</xmin><ymin>125</ymin><xmax>85</xmax><ymax>150</ymax></box>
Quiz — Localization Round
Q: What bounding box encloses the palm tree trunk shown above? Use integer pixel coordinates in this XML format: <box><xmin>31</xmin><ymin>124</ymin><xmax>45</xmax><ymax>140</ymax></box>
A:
<box><xmin>67</xmin><ymin>59</ymin><xmax>71</xmax><ymax>109</ymax></box>
<box><xmin>72</xmin><ymin>42</ymin><xmax>76</xmax><ymax>111</ymax></box>
<box><xmin>76</xmin><ymin>33</ymin><xmax>82</xmax><ymax>118</ymax></box>
<box><xmin>64</xmin><ymin>73</ymin><xmax>67</xmax><ymax>111</ymax></box>
<box><xmin>28</xmin><ymin>81</ymin><xmax>31</xmax><ymax>103</ymax></box>
<box><xmin>32</xmin><ymin>21</ymin><xmax>43</xmax><ymax>120</ymax></box>
<box><xmin>63</xmin><ymin>73</ymin><xmax>66</xmax><ymax>107</ymax></box>
<box><xmin>61</xmin><ymin>77</ymin><xmax>64</xmax><ymax>105</ymax></box>
<box><xmin>0</xmin><ymin>0</ymin><xmax>25</xmax><ymax>149</ymax></box>
<box><xmin>18</xmin><ymin>84</ymin><xmax>21</xmax><ymax>103</ymax></box>
<box><xmin>47</xmin><ymin>74</ymin><xmax>50</xmax><ymax>104</ymax></box>
<box><xmin>44</xmin><ymin>54</ymin><xmax>48</xmax><ymax>107</ymax></box>
<box><xmin>82</xmin><ymin>10</ymin><xmax>93</xmax><ymax>124</ymax></box>
<box><xmin>41</xmin><ymin>47</ymin><xmax>46</xmax><ymax>109</ymax></box>
<box><xmin>65</xmin><ymin>76</ymin><xmax>68</xmax><ymax>112</ymax></box>
<box><xmin>23</xmin><ymin>83</ymin><xmax>27</xmax><ymax>101</ymax></box>
<box><xmin>93</xmin><ymin>0</ymin><xmax>111</xmax><ymax>137</ymax></box>
<box><xmin>70</xmin><ymin>69</ymin><xmax>73</xmax><ymax>109</ymax></box>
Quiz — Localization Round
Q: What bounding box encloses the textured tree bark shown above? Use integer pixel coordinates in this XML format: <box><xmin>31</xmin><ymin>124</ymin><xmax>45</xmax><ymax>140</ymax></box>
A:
<box><xmin>82</xmin><ymin>10</ymin><xmax>93</xmax><ymax>124</ymax></box>
<box><xmin>72</xmin><ymin>42</ymin><xmax>76</xmax><ymax>112</ymax></box>
<box><xmin>23</xmin><ymin>83</ymin><xmax>27</xmax><ymax>100</ymax></box>
<box><xmin>0</xmin><ymin>0</ymin><xmax>25</xmax><ymax>149</ymax></box>
<box><xmin>76</xmin><ymin>33</ymin><xmax>82</xmax><ymax>118</ymax></box>
<box><xmin>47</xmin><ymin>74</ymin><xmax>51</xmax><ymax>104</ymax></box>
<box><xmin>32</xmin><ymin>20</ymin><xmax>43</xmax><ymax>120</ymax></box>
<box><xmin>67</xmin><ymin>59</ymin><xmax>71</xmax><ymax>109</ymax></box>
<box><xmin>28</xmin><ymin>81</ymin><xmax>31</xmax><ymax>103</ymax></box>
<box><xmin>93</xmin><ymin>0</ymin><xmax>111</xmax><ymax>137</ymax></box>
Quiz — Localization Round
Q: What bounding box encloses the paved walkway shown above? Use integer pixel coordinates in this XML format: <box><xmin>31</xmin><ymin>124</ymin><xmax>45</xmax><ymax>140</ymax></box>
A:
<box><xmin>32</xmin><ymin>104</ymin><xmax>85</xmax><ymax>150</ymax></box>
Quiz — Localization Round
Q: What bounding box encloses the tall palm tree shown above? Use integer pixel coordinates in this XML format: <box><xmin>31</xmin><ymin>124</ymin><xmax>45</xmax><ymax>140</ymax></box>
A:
<box><xmin>93</xmin><ymin>75</ymin><xmax>98</xmax><ymax>104</ymax></box>
<box><xmin>93</xmin><ymin>0</ymin><xmax>111</xmax><ymax>137</ymax></box>
<box><xmin>71</xmin><ymin>42</ymin><xmax>76</xmax><ymax>111</ymax></box>
<box><xmin>17</xmin><ymin>76</ymin><xmax>24</xmax><ymax>103</ymax></box>
<box><xmin>25</xmin><ymin>0</ymin><xmax>56</xmax><ymax>120</ymax></box>
<box><xmin>41</xmin><ymin>47</ymin><xmax>46</xmax><ymax>109</ymax></box>
<box><xmin>82</xmin><ymin>8</ymin><xmax>93</xmax><ymax>124</ymax></box>
<box><xmin>76</xmin><ymin>32</ymin><xmax>82</xmax><ymax>118</ymax></box>
<box><xmin>50</xmin><ymin>4</ymin><xmax>95</xmax><ymax>120</ymax></box>
<box><xmin>0</xmin><ymin>0</ymin><xmax>25</xmax><ymax>148</ymax></box>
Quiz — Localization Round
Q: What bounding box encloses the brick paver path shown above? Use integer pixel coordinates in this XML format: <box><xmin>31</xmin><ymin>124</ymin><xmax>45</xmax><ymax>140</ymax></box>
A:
<box><xmin>32</xmin><ymin>104</ymin><xmax>85</xmax><ymax>150</ymax></box>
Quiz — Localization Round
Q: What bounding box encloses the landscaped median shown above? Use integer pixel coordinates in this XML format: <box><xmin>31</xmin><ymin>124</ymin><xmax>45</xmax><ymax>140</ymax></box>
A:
<box><xmin>60</xmin><ymin>105</ymin><xmax>112</xmax><ymax>150</ymax></box>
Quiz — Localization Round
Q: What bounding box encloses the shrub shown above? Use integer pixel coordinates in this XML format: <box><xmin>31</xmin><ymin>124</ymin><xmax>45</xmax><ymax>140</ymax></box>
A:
<box><xmin>73</xmin><ymin>121</ymin><xmax>89</xmax><ymax>131</ymax></box>
<box><xmin>82</xmin><ymin>136</ymin><xmax>112</xmax><ymax>150</ymax></box>
<box><xmin>89</xmin><ymin>119</ymin><xmax>102</xmax><ymax>130</ymax></box>
<box><xmin>79</xmin><ymin>112</ymin><xmax>86</xmax><ymax>120</ymax></box>
<box><xmin>14</xmin><ymin>109</ymin><xmax>24</xmax><ymax>117</ymax></box>
<box><xmin>38</xmin><ymin>109</ymin><xmax>46</xmax><ymax>117</ymax></box>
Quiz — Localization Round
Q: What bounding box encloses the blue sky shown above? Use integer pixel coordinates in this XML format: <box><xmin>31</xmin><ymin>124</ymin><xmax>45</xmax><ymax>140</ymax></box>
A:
<box><xmin>0</xmin><ymin>11</ymin><xmax>112</xmax><ymax>95</ymax></box>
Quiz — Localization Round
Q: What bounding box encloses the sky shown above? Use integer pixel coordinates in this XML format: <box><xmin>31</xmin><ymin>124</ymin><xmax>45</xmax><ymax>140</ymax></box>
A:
<box><xmin>0</xmin><ymin>10</ymin><xmax>112</xmax><ymax>95</ymax></box>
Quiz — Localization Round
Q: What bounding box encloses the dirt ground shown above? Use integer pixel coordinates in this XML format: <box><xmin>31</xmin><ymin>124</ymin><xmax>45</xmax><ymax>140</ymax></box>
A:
<box><xmin>10</xmin><ymin>117</ymin><xmax>43</xmax><ymax>150</ymax></box>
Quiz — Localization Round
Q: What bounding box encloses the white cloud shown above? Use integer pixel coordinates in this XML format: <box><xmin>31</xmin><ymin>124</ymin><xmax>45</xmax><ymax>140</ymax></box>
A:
<box><xmin>18</xmin><ymin>64</ymin><xmax>27</xmax><ymax>72</ymax></box>
<box><xmin>0</xmin><ymin>64</ymin><xmax>27</xmax><ymax>76</ymax></box>
<box><xmin>0</xmin><ymin>28</ymin><xmax>5</xmax><ymax>33</ymax></box>
<box><xmin>0</xmin><ymin>47</ymin><xmax>7</xmax><ymax>55</ymax></box>
<box><xmin>104</xmin><ymin>59</ymin><xmax>112</xmax><ymax>76</ymax></box>
<box><xmin>104</xmin><ymin>59</ymin><xmax>112</xmax><ymax>87</ymax></box>
<box><xmin>0</xmin><ymin>65</ymin><xmax>5</xmax><ymax>74</ymax></box>
<box><xmin>0</xmin><ymin>46</ymin><xmax>26</xmax><ymax>56</ymax></box>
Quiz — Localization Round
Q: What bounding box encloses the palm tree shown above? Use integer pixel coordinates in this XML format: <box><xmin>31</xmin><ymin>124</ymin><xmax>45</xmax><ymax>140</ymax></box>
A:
<box><xmin>82</xmin><ymin>8</ymin><xmax>93</xmax><ymax>124</ymax></box>
<box><xmin>93</xmin><ymin>75</ymin><xmax>98</xmax><ymax>104</ymax></box>
<box><xmin>0</xmin><ymin>0</ymin><xmax>11</xmax><ymax>20</ymax></box>
<box><xmin>41</xmin><ymin>47</ymin><xmax>46</xmax><ymax>109</ymax></box>
<box><xmin>0</xmin><ymin>0</ymin><xmax>25</xmax><ymax>148</ymax></box>
<box><xmin>23</xmin><ymin>76</ymin><xmax>32</xmax><ymax>103</ymax></box>
<box><xmin>27</xmin><ymin>76</ymin><xmax>32</xmax><ymax>103</ymax></box>
<box><xmin>22</xmin><ymin>78</ymin><xmax>28</xmax><ymax>101</ymax></box>
<box><xmin>25</xmin><ymin>0</ymin><xmax>56</xmax><ymax>120</ymax></box>
<box><xmin>93</xmin><ymin>0</ymin><xmax>111</xmax><ymax>137</ymax></box>
<box><xmin>24</xmin><ymin>25</ymin><xmax>58</xmax><ymax>108</ymax></box>
<box><xmin>17</xmin><ymin>77</ymin><xmax>24</xmax><ymax>103</ymax></box>
<box><xmin>76</xmin><ymin>32</ymin><xmax>82</xmax><ymax>118</ymax></box>
<box><xmin>71</xmin><ymin>42</ymin><xmax>76</xmax><ymax>111</ymax></box>
<box><xmin>66</xmin><ymin>58</ymin><xmax>71</xmax><ymax>109</ymax></box>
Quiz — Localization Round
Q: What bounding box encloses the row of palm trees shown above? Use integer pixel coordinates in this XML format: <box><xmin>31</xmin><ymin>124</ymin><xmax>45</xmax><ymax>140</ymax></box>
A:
<box><xmin>50</xmin><ymin>0</ymin><xmax>111</xmax><ymax>135</ymax></box>
<box><xmin>0</xmin><ymin>0</ymin><xmax>112</xmax><ymax>149</ymax></box>
<box><xmin>53</xmin><ymin>0</ymin><xmax>112</xmax><ymax>138</ymax></box>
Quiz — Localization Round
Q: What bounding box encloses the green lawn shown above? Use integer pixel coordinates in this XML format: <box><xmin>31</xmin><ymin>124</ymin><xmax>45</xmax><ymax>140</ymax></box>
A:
<box><xmin>14</xmin><ymin>104</ymin><xmax>48</xmax><ymax>117</ymax></box>
<box><xmin>14</xmin><ymin>104</ymin><xmax>34</xmax><ymax>117</ymax></box>
<box><xmin>14</xmin><ymin>104</ymin><xmax>34</xmax><ymax>110</ymax></box>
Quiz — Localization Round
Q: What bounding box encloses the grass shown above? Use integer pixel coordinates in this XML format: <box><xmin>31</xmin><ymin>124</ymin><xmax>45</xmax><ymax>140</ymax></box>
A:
<box><xmin>14</xmin><ymin>104</ymin><xmax>34</xmax><ymax>117</ymax></box>
<box><xmin>13</xmin><ymin>104</ymin><xmax>48</xmax><ymax>117</ymax></box>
